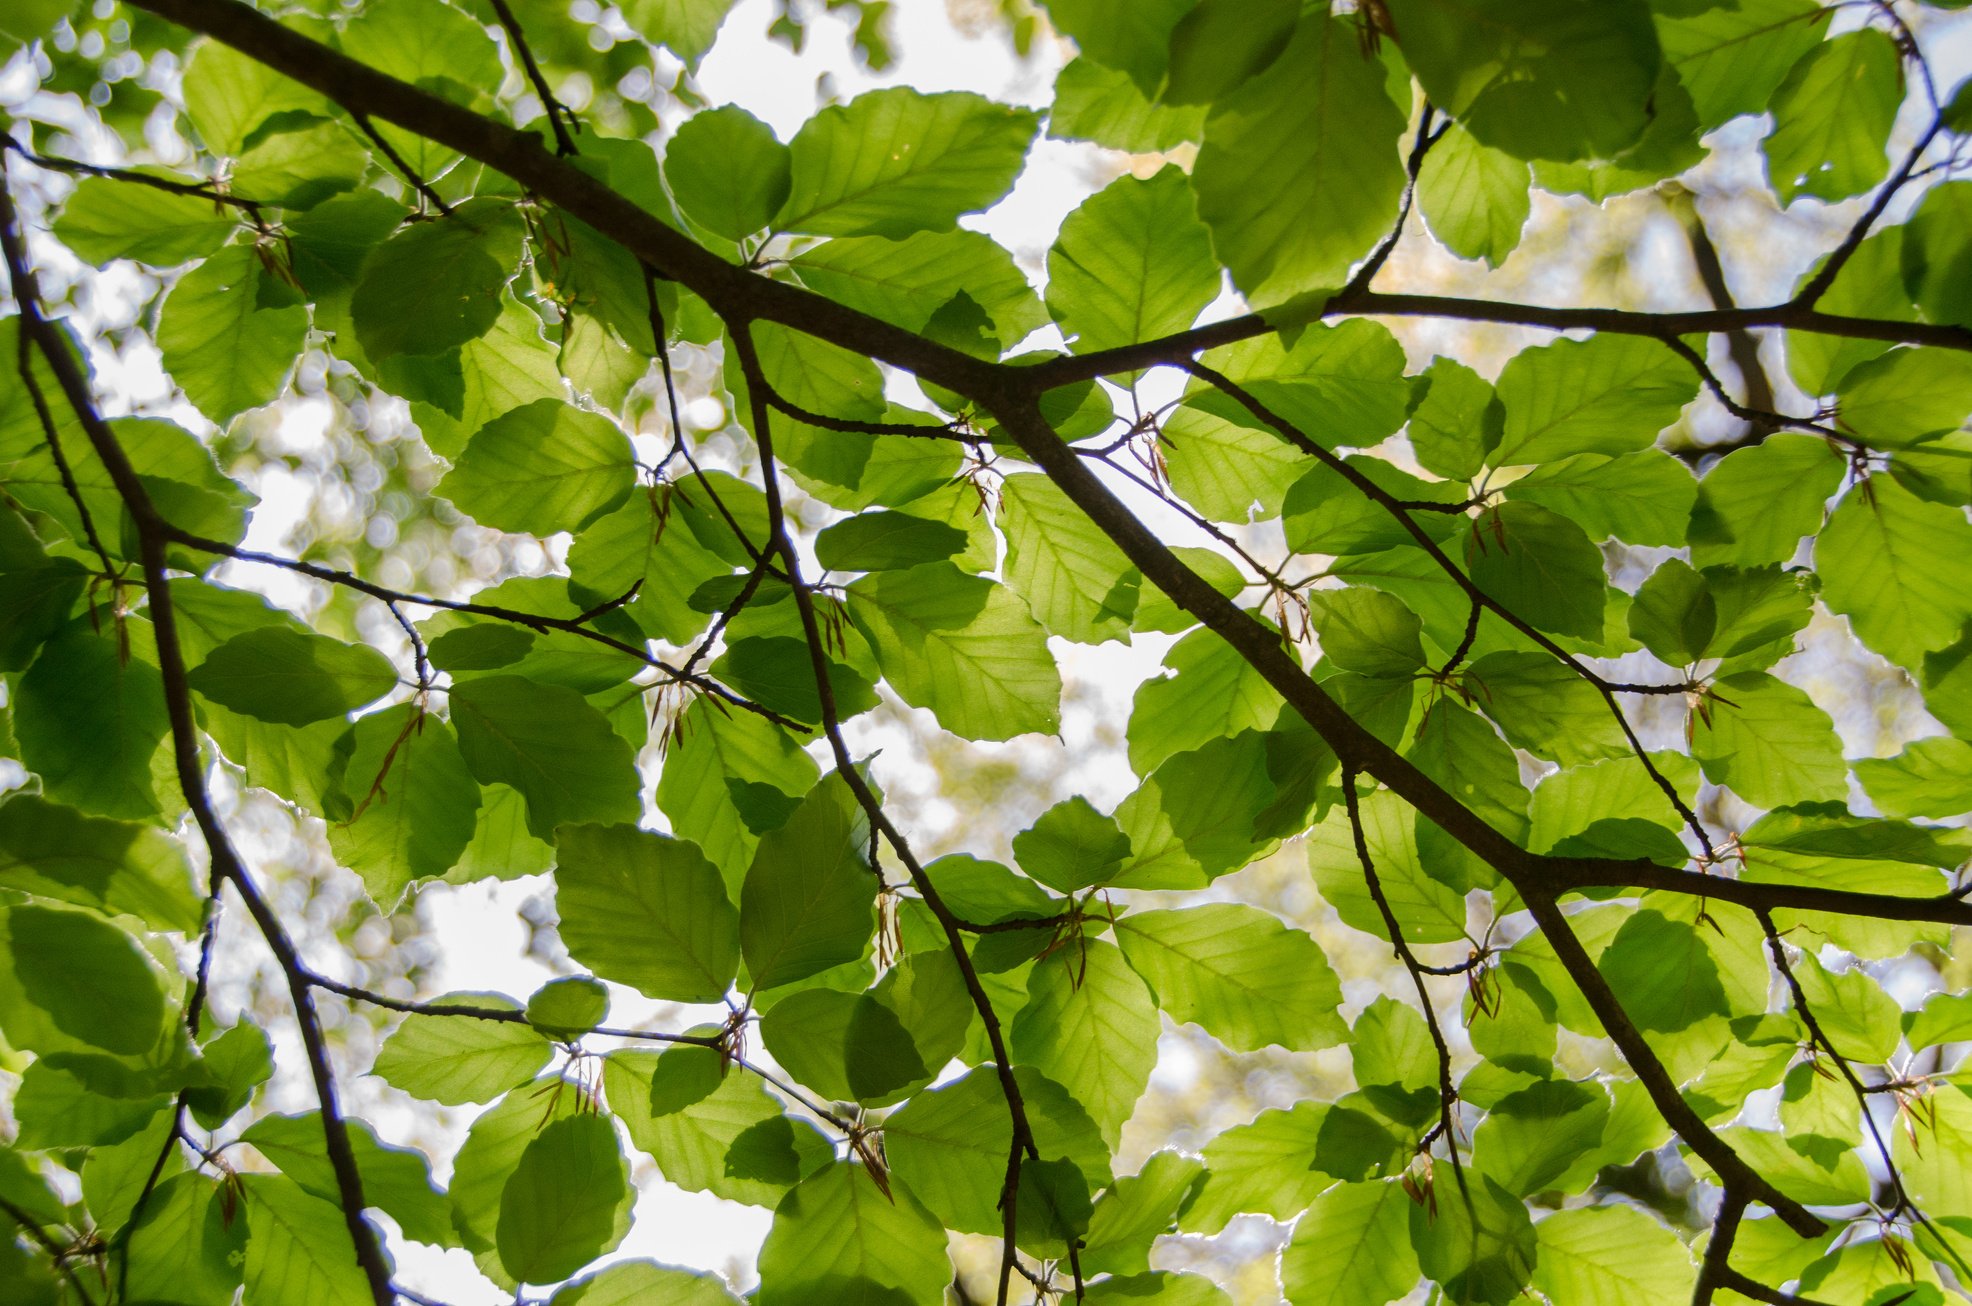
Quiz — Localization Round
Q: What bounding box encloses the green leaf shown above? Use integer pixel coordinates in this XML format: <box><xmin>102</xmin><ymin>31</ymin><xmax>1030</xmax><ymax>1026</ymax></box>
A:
<box><xmin>448</xmin><ymin>674</ymin><xmax>641</xmax><ymax>839</ymax></box>
<box><xmin>229</xmin><ymin>121</ymin><xmax>366</xmax><ymax>210</ymax></box>
<box><xmin>1694</xmin><ymin>671</ymin><xmax>1847</xmax><ymax>808</ymax></box>
<box><xmin>1115</xmin><ymin>904</ymin><xmax>1345</xmax><ymax>1053</ymax></box>
<box><xmin>1409</xmin><ymin>356</ymin><xmax>1503</xmax><ymax>482</ymax></box>
<box><xmin>553</xmin><ymin>1260</ymin><xmax>742</xmax><ymax>1306</ymax></box>
<box><xmin>188</xmin><ymin>627</ymin><xmax>396</xmax><ymax>727</ymax></box>
<box><xmin>1113</xmin><ymin>732</ymin><xmax>1285</xmax><ymax>888</ymax></box>
<box><xmin>1194</xmin><ymin>319</ymin><xmax>1413</xmax><ymax>448</ymax></box>
<box><xmin>526</xmin><ymin>977</ymin><xmax>609</xmax><ymax>1039</ymax></box>
<box><xmin>328</xmin><ymin>706</ymin><xmax>481</xmax><ymax>908</ymax></box>
<box><xmin>1385</xmin><ymin>0</ymin><xmax>1662</xmax><ymax>161</ymax></box>
<box><xmin>1083</xmin><ymin>1273</ymin><xmax>1233</xmax><ymax>1305</ymax></box>
<box><xmin>157</xmin><ymin>245</ymin><xmax>308</xmax><ymax>424</ymax></box>
<box><xmin>1306</xmin><ymin>588</ymin><xmax>1425</xmax><ymax>678</ymax></box>
<box><xmin>369</xmin><ymin>993</ymin><xmax>551</xmax><ymax>1104</ymax></box>
<box><xmin>1836</xmin><ymin>347</ymin><xmax>1972</xmax><ymax>448</ymax></box>
<box><xmin>122</xmin><ymin>1173</ymin><xmax>247</xmax><ymax>1306</ymax></box>
<box><xmin>1491</xmin><ymin>334</ymin><xmax>1697</xmax><ymax>466</ymax></box>
<box><xmin>776</xmin><ymin>88</ymin><xmax>1039</xmax><ymax>238</ymax></box>
<box><xmin>0</xmin><ymin>794</ymin><xmax>202</xmax><ymax>934</ymax></box>
<box><xmin>1158</xmin><ymin>404</ymin><xmax>1309</xmax><ymax>525</ymax></box>
<box><xmin>1048</xmin><ymin>58</ymin><xmax>1204</xmax><ymax>152</ymax></box>
<box><xmin>181</xmin><ymin>38</ymin><xmax>326</xmax><ymax>155</ymax></box>
<box><xmin>1464</xmin><ymin>651</ymin><xmax>1629</xmax><ymax>767</ymax></box>
<box><xmin>1464</xmin><ymin>501</ymin><xmax>1609</xmax><ymax>640</ymax></box>
<box><xmin>1012</xmin><ymin>941</ymin><xmax>1160</xmax><ymax>1147</ymax></box>
<box><xmin>497</xmin><ymin>1114</ymin><xmax>632</xmax><ymax>1286</ymax></box>
<box><xmin>1307</xmin><ymin>791</ymin><xmax>1469</xmax><ymax>945</ymax></box>
<box><xmin>1531</xmin><ymin>1206</ymin><xmax>1696</xmax><ymax>1305</ymax></box>
<box><xmin>555</xmin><ymin>824</ymin><xmax>739</xmax><ymax>1003</ymax></box>
<box><xmin>1417</xmin><ymin>125</ymin><xmax>1532</xmax><ymax>266</ymax></box>
<box><xmin>604</xmin><ymin>1048</ymin><xmax>829</xmax><ymax>1207</ymax></box>
<box><xmin>241</xmin><ymin>1175</ymin><xmax>373</xmax><ymax>1306</ymax></box>
<box><xmin>1790</xmin><ymin>952</ymin><xmax>1899</xmax><ymax>1062</ymax></box>
<box><xmin>1047</xmin><ymin>166</ymin><xmax>1219</xmax><ymax>357</ymax></box>
<box><xmin>753</xmin><ymin>1162</ymin><xmax>952</xmax><ymax>1306</ymax></box>
<box><xmin>793</xmin><ymin>230</ymin><xmax>1045</xmax><ymax>347</ymax></box>
<box><xmin>351</xmin><ymin>201</ymin><xmax>522</xmax><ymax>362</ymax></box>
<box><xmin>1507</xmin><ymin>449</ymin><xmax>1697</xmax><ymax>546</ymax></box>
<box><xmin>1409</xmin><ymin>1174</ymin><xmax>1538</xmax><ymax>1305</ymax></box>
<box><xmin>655</xmin><ymin>696</ymin><xmax>816</xmax><ymax>892</ymax></box>
<box><xmin>665</xmin><ymin>105</ymin><xmax>790</xmax><ymax>240</ymax></box>
<box><xmin>556</xmin><ymin>1270</ymin><xmax>741</xmax><ymax>1306</ymax></box>
<box><xmin>815</xmin><ymin>512</ymin><xmax>967</xmax><ymax>573</ymax></box>
<box><xmin>451</xmin><ymin>1071</ymin><xmax>594</xmax><ymax>1255</ymax></box>
<box><xmin>620</xmin><ymin>0</ymin><xmax>736</xmax><ymax>67</ymax></box>
<box><xmin>847</xmin><ymin>561</ymin><xmax>1062</xmax><ymax>740</ymax></box>
<box><xmin>1042</xmin><ymin>0</ymin><xmax>1193</xmax><ymax>92</ymax></box>
<box><xmin>438</xmin><ymin>399</ymin><xmax>635</xmax><ymax>537</ymax></box>
<box><xmin>1179</xmin><ymin>1102</ymin><xmax>1347</xmax><ymax>1233</ymax></box>
<box><xmin>1688</xmin><ymin>432</ymin><xmax>1846</xmax><ymax>567</ymax></box>
<box><xmin>52</xmin><ymin>177</ymin><xmax>238</xmax><ymax>267</ymax></box>
<box><xmin>1765</xmin><ymin>29</ymin><xmax>1903</xmax><ymax>203</ymax></box>
<box><xmin>1629</xmin><ymin>558</ymin><xmax>1716</xmax><ymax>665</ymax></box>
<box><xmin>1902</xmin><ymin>181</ymin><xmax>1972</xmax><ymax>329</ymax></box>
<box><xmin>759</xmin><ymin>987</ymin><xmax>925</xmax><ymax>1105</ymax></box>
<box><xmin>0</xmin><ymin>559</ymin><xmax>85</xmax><ymax>671</ymax></box>
<box><xmin>1819</xmin><ymin>477</ymin><xmax>1972</xmax><ymax>672</ymax></box>
<box><xmin>1191</xmin><ymin>15</ymin><xmax>1407</xmax><ymax>306</ymax></box>
<box><xmin>740</xmin><ymin>775</ymin><xmax>876</xmax><ymax>990</ymax></box>
<box><xmin>1658</xmin><ymin>0</ymin><xmax>1830</xmax><ymax>131</ymax></box>
<box><xmin>1280</xmin><ymin>1179</ymin><xmax>1418</xmax><ymax>1305</ymax></box>
<box><xmin>16</xmin><ymin>623</ymin><xmax>168</xmax><ymax>819</ymax></box>
<box><xmin>1127</xmin><ymin>626</ymin><xmax>1283</xmax><ymax>778</ymax></box>
<box><xmin>1474</xmin><ymin>1078</ymin><xmax>1611</xmax><ymax>1195</ymax></box>
<box><xmin>6</xmin><ymin>903</ymin><xmax>169</xmax><ymax>1055</ymax></box>
<box><xmin>241</xmin><ymin>1111</ymin><xmax>454</xmax><ymax>1247</ymax></box>
<box><xmin>1080</xmin><ymin>1151</ymin><xmax>1206</xmax><ymax>1276</ymax></box>
<box><xmin>1163</xmin><ymin>0</ymin><xmax>1298</xmax><ymax>103</ymax></box>
<box><xmin>1788</xmin><ymin>229</ymin><xmax>1914</xmax><ymax>396</ymax></box>
<box><xmin>1012</xmin><ymin>796</ymin><xmax>1131</xmax><ymax>893</ymax></box>
<box><xmin>1856</xmin><ymin>738</ymin><xmax>1972</xmax><ymax>819</ymax></box>
<box><xmin>884</xmin><ymin>1064</ymin><xmax>1109</xmax><ymax>1236</ymax></box>
<box><xmin>999</xmin><ymin>472</ymin><xmax>1138</xmax><ymax>644</ymax></box>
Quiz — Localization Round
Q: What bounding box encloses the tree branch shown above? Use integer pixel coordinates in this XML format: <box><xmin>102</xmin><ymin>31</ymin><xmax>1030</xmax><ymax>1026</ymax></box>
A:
<box><xmin>731</xmin><ymin>323</ymin><xmax>1040</xmax><ymax>1304</ymax></box>
<box><xmin>0</xmin><ymin>183</ymin><xmax>397</xmax><ymax>1306</ymax></box>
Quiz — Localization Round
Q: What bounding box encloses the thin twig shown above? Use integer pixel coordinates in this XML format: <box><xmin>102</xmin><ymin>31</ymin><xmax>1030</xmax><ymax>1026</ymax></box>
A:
<box><xmin>731</xmin><ymin>322</ymin><xmax>1041</xmax><ymax>1305</ymax></box>
<box><xmin>486</xmin><ymin>0</ymin><xmax>578</xmax><ymax>156</ymax></box>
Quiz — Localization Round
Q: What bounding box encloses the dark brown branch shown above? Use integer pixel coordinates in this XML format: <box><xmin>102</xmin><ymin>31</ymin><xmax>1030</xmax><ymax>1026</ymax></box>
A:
<box><xmin>486</xmin><ymin>0</ymin><xmax>578</xmax><ymax>156</ymax></box>
<box><xmin>1717</xmin><ymin>1269</ymin><xmax>1839</xmax><ymax>1306</ymax></box>
<box><xmin>121</xmin><ymin>0</ymin><xmax>1970</xmax><ymax>422</ymax></box>
<box><xmin>0</xmin><ymin>185</ymin><xmax>397</xmax><ymax>1306</ymax></box>
<box><xmin>1521</xmin><ymin>893</ymin><xmax>1823</xmax><ymax>1235</ymax></box>
<box><xmin>1343</xmin><ymin>768</ymin><xmax>1467</xmax><ymax>1189</ymax></box>
<box><xmin>1793</xmin><ymin>114</ymin><xmax>1945</xmax><ymax>309</ymax></box>
<box><xmin>1692</xmin><ymin>1187</ymin><xmax>1747</xmax><ymax>1306</ymax></box>
<box><xmin>157</xmin><ymin>531</ymin><xmax>792</xmax><ymax>725</ymax></box>
<box><xmin>11</xmin><ymin>306</ymin><xmax>114</xmax><ymax>575</ymax></box>
<box><xmin>1185</xmin><ymin>357</ymin><xmax>1715</xmax><ymax>858</ymax></box>
<box><xmin>304</xmin><ymin>971</ymin><xmax>719</xmax><ymax>1045</ymax></box>
<box><xmin>976</xmin><ymin>385</ymin><xmax>1822</xmax><ymax>1234</ymax></box>
<box><xmin>1673</xmin><ymin>195</ymin><xmax>1778</xmax><ymax>427</ymax></box>
<box><xmin>4</xmin><ymin>133</ymin><xmax>264</xmax><ymax>214</ymax></box>
<box><xmin>732</xmin><ymin>323</ymin><xmax>1039</xmax><ymax>1305</ymax></box>
<box><xmin>351</xmin><ymin>111</ymin><xmax>453</xmax><ymax>216</ymax></box>
<box><xmin>0</xmin><ymin>1194</ymin><xmax>98</xmax><ymax>1306</ymax></box>
<box><xmin>1032</xmin><ymin>293</ymin><xmax>1972</xmax><ymax>392</ymax></box>
<box><xmin>1342</xmin><ymin>103</ymin><xmax>1443</xmax><ymax>296</ymax></box>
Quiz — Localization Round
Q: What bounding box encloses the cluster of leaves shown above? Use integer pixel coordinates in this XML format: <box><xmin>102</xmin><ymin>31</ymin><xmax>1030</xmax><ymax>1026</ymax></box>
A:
<box><xmin>3</xmin><ymin>0</ymin><xmax>1972</xmax><ymax>1303</ymax></box>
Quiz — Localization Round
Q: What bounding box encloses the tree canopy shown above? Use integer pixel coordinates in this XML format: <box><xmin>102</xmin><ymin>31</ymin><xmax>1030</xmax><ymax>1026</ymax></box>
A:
<box><xmin>3</xmin><ymin>0</ymin><xmax>1972</xmax><ymax>1303</ymax></box>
